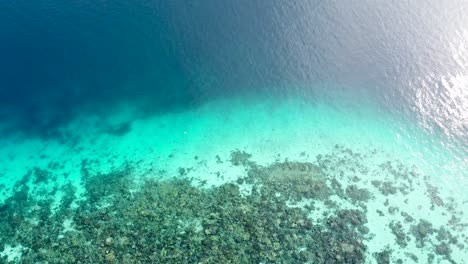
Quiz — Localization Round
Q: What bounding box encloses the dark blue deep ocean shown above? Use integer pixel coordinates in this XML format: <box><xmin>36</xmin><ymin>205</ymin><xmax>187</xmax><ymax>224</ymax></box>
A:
<box><xmin>1</xmin><ymin>1</ymin><xmax>466</xmax><ymax>144</ymax></box>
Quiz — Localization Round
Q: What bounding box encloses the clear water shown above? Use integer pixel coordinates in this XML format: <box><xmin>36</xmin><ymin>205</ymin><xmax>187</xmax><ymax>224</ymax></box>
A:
<box><xmin>0</xmin><ymin>1</ymin><xmax>467</xmax><ymax>263</ymax></box>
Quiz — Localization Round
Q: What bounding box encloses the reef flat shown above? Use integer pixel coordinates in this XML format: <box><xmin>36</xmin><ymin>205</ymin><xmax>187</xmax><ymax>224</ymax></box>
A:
<box><xmin>0</xmin><ymin>147</ymin><xmax>466</xmax><ymax>263</ymax></box>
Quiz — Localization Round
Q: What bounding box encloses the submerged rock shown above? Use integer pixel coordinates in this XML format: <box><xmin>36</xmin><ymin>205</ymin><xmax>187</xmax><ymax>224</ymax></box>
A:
<box><xmin>389</xmin><ymin>221</ymin><xmax>409</xmax><ymax>248</ymax></box>
<box><xmin>411</xmin><ymin>219</ymin><xmax>434</xmax><ymax>245</ymax></box>
<box><xmin>373</xmin><ymin>249</ymin><xmax>391</xmax><ymax>264</ymax></box>
<box><xmin>435</xmin><ymin>243</ymin><xmax>450</xmax><ymax>255</ymax></box>
<box><xmin>258</xmin><ymin>161</ymin><xmax>331</xmax><ymax>201</ymax></box>
<box><xmin>346</xmin><ymin>185</ymin><xmax>372</xmax><ymax>202</ymax></box>
<box><xmin>229</xmin><ymin>150</ymin><xmax>252</xmax><ymax>166</ymax></box>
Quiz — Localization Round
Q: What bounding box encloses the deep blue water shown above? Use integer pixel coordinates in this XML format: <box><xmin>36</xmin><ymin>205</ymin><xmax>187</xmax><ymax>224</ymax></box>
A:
<box><xmin>1</xmin><ymin>1</ymin><xmax>467</xmax><ymax>145</ymax></box>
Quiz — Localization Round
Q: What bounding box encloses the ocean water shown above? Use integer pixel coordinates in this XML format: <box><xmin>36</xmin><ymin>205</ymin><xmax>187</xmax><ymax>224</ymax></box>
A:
<box><xmin>0</xmin><ymin>1</ymin><xmax>467</xmax><ymax>263</ymax></box>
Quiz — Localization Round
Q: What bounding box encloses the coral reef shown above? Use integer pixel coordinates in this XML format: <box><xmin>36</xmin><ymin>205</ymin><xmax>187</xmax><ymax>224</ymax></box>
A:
<box><xmin>0</xmin><ymin>147</ymin><xmax>465</xmax><ymax>263</ymax></box>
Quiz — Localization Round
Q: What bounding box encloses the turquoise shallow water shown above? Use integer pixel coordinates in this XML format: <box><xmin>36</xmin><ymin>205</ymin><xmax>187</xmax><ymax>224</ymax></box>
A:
<box><xmin>0</xmin><ymin>90</ymin><xmax>466</xmax><ymax>263</ymax></box>
<box><xmin>0</xmin><ymin>1</ymin><xmax>467</xmax><ymax>263</ymax></box>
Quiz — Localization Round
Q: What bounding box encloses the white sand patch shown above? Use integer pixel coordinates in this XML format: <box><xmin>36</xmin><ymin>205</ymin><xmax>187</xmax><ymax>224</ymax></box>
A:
<box><xmin>57</xmin><ymin>218</ymin><xmax>77</xmax><ymax>240</ymax></box>
<box><xmin>62</xmin><ymin>218</ymin><xmax>76</xmax><ymax>233</ymax></box>
<box><xmin>0</xmin><ymin>244</ymin><xmax>24</xmax><ymax>263</ymax></box>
